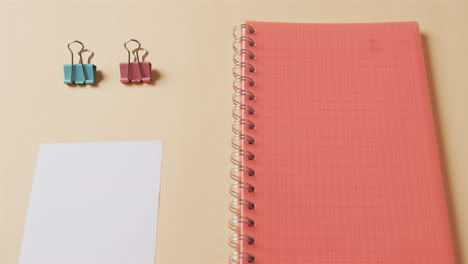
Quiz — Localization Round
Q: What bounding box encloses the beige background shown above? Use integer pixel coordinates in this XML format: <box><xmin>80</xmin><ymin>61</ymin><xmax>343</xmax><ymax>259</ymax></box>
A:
<box><xmin>0</xmin><ymin>0</ymin><xmax>466</xmax><ymax>263</ymax></box>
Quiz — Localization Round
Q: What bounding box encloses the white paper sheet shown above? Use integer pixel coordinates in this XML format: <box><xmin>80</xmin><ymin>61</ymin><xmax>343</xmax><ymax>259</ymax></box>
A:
<box><xmin>19</xmin><ymin>141</ymin><xmax>164</xmax><ymax>264</ymax></box>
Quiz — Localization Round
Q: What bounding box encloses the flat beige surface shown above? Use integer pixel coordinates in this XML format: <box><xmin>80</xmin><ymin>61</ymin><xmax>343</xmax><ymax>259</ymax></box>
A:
<box><xmin>0</xmin><ymin>0</ymin><xmax>466</xmax><ymax>263</ymax></box>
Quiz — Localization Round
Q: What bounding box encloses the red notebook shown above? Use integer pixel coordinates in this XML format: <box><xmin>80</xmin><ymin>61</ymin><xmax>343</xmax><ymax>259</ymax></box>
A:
<box><xmin>229</xmin><ymin>21</ymin><xmax>455</xmax><ymax>264</ymax></box>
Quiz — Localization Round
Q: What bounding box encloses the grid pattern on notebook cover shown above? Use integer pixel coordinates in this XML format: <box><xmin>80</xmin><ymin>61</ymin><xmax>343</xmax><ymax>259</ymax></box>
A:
<box><xmin>236</xmin><ymin>21</ymin><xmax>455</xmax><ymax>264</ymax></box>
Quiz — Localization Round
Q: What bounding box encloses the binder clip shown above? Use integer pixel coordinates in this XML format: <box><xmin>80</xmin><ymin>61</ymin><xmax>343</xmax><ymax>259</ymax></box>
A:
<box><xmin>120</xmin><ymin>39</ymin><xmax>151</xmax><ymax>83</ymax></box>
<box><xmin>64</xmin><ymin>40</ymin><xmax>96</xmax><ymax>85</ymax></box>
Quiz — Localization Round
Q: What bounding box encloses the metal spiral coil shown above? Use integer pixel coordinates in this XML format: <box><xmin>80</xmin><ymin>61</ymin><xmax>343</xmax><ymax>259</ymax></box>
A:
<box><xmin>229</xmin><ymin>216</ymin><xmax>255</xmax><ymax>231</ymax></box>
<box><xmin>232</xmin><ymin>105</ymin><xmax>255</xmax><ymax>119</ymax></box>
<box><xmin>233</xmin><ymin>37</ymin><xmax>255</xmax><ymax>52</ymax></box>
<box><xmin>230</xmin><ymin>199</ymin><xmax>255</xmax><ymax>214</ymax></box>
<box><xmin>232</xmin><ymin>119</ymin><xmax>255</xmax><ymax>134</ymax></box>
<box><xmin>230</xmin><ymin>24</ymin><xmax>256</xmax><ymax>264</ymax></box>
<box><xmin>230</xmin><ymin>182</ymin><xmax>255</xmax><ymax>197</ymax></box>
<box><xmin>232</xmin><ymin>90</ymin><xmax>255</xmax><ymax>105</ymax></box>
<box><xmin>233</xmin><ymin>49</ymin><xmax>256</xmax><ymax>64</ymax></box>
<box><xmin>230</xmin><ymin>166</ymin><xmax>255</xmax><ymax>181</ymax></box>
<box><xmin>233</xmin><ymin>76</ymin><xmax>255</xmax><ymax>91</ymax></box>
<box><xmin>231</xmin><ymin>134</ymin><xmax>255</xmax><ymax>150</ymax></box>
<box><xmin>233</xmin><ymin>62</ymin><xmax>256</xmax><ymax>77</ymax></box>
<box><xmin>229</xmin><ymin>234</ymin><xmax>255</xmax><ymax>248</ymax></box>
<box><xmin>233</xmin><ymin>24</ymin><xmax>256</xmax><ymax>38</ymax></box>
<box><xmin>229</xmin><ymin>252</ymin><xmax>255</xmax><ymax>264</ymax></box>
<box><xmin>231</xmin><ymin>150</ymin><xmax>255</xmax><ymax>165</ymax></box>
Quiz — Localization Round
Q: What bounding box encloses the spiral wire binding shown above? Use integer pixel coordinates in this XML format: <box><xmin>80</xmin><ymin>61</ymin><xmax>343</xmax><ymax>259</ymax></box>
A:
<box><xmin>230</xmin><ymin>24</ymin><xmax>256</xmax><ymax>264</ymax></box>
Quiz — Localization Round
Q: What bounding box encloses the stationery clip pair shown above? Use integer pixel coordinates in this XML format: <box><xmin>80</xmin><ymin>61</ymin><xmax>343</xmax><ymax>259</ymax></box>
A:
<box><xmin>64</xmin><ymin>39</ymin><xmax>152</xmax><ymax>85</ymax></box>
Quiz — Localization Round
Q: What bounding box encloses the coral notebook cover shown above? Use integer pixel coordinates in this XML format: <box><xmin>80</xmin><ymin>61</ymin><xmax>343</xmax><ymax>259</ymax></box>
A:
<box><xmin>230</xmin><ymin>21</ymin><xmax>456</xmax><ymax>264</ymax></box>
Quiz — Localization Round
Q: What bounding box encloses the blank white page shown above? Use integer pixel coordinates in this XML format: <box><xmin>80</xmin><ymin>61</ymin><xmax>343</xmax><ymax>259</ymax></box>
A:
<box><xmin>19</xmin><ymin>141</ymin><xmax>164</xmax><ymax>264</ymax></box>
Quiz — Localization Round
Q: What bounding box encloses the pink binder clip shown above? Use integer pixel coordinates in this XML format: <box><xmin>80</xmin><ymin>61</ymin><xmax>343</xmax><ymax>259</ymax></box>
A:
<box><xmin>120</xmin><ymin>39</ymin><xmax>151</xmax><ymax>83</ymax></box>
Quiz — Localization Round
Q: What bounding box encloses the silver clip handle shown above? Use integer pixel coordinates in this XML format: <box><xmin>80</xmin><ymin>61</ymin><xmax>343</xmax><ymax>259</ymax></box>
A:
<box><xmin>80</xmin><ymin>49</ymin><xmax>94</xmax><ymax>64</ymax></box>
<box><xmin>124</xmin><ymin>39</ymin><xmax>144</xmax><ymax>82</ymax></box>
<box><xmin>67</xmin><ymin>40</ymin><xmax>88</xmax><ymax>83</ymax></box>
<box><xmin>132</xmin><ymin>48</ymin><xmax>149</xmax><ymax>62</ymax></box>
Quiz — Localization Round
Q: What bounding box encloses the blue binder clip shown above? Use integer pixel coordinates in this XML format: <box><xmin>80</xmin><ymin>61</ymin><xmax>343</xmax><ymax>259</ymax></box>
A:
<box><xmin>64</xmin><ymin>40</ymin><xmax>96</xmax><ymax>85</ymax></box>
